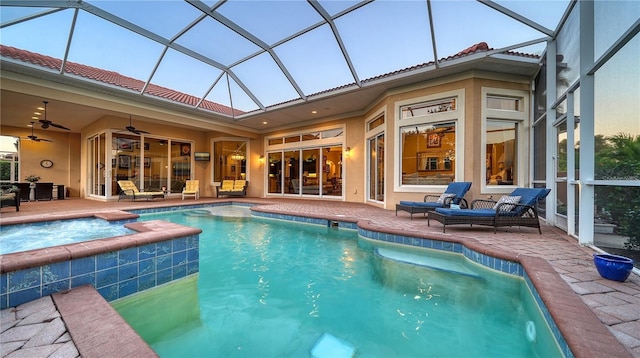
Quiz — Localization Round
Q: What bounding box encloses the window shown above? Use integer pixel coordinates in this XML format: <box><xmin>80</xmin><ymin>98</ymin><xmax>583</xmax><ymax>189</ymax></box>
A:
<box><xmin>395</xmin><ymin>90</ymin><xmax>463</xmax><ymax>190</ymax></box>
<box><xmin>482</xmin><ymin>88</ymin><xmax>528</xmax><ymax>191</ymax></box>
<box><xmin>486</xmin><ymin>120</ymin><xmax>518</xmax><ymax>186</ymax></box>
<box><xmin>400</xmin><ymin>98</ymin><xmax>456</xmax><ymax>119</ymax></box>
<box><xmin>487</xmin><ymin>96</ymin><xmax>522</xmax><ymax>111</ymax></box>
<box><xmin>400</xmin><ymin>122</ymin><xmax>456</xmax><ymax>185</ymax></box>
<box><xmin>0</xmin><ymin>136</ymin><xmax>19</xmax><ymax>183</ymax></box>
<box><xmin>368</xmin><ymin>115</ymin><xmax>384</xmax><ymax>131</ymax></box>
<box><xmin>265</xmin><ymin>126</ymin><xmax>344</xmax><ymax>197</ymax></box>
<box><xmin>213</xmin><ymin>140</ymin><xmax>247</xmax><ymax>182</ymax></box>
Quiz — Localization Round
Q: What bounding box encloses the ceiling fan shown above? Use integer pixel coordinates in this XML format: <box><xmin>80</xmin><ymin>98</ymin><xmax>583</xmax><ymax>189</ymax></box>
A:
<box><xmin>124</xmin><ymin>115</ymin><xmax>150</xmax><ymax>135</ymax></box>
<box><xmin>25</xmin><ymin>122</ymin><xmax>53</xmax><ymax>142</ymax></box>
<box><xmin>39</xmin><ymin>101</ymin><xmax>70</xmax><ymax>130</ymax></box>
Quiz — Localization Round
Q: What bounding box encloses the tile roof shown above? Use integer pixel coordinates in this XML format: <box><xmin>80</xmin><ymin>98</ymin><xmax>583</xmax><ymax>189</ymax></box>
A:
<box><xmin>0</xmin><ymin>45</ymin><xmax>238</xmax><ymax>116</ymax></box>
<box><xmin>258</xmin><ymin>42</ymin><xmax>539</xmax><ymax>112</ymax></box>
<box><xmin>1</xmin><ymin>42</ymin><xmax>538</xmax><ymax>117</ymax></box>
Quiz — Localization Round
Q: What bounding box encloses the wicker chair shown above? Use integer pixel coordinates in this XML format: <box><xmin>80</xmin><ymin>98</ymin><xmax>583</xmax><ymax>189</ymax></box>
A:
<box><xmin>216</xmin><ymin>179</ymin><xmax>247</xmax><ymax>197</ymax></box>
<box><xmin>428</xmin><ymin>188</ymin><xmax>551</xmax><ymax>234</ymax></box>
<box><xmin>0</xmin><ymin>188</ymin><xmax>20</xmax><ymax>211</ymax></box>
<box><xmin>395</xmin><ymin>182</ymin><xmax>472</xmax><ymax>220</ymax></box>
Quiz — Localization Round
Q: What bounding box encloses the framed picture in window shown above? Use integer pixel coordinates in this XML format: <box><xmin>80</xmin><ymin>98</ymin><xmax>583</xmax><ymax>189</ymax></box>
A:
<box><xmin>118</xmin><ymin>155</ymin><xmax>131</xmax><ymax>168</ymax></box>
<box><xmin>117</xmin><ymin>138</ymin><xmax>133</xmax><ymax>152</ymax></box>
<box><xmin>181</xmin><ymin>144</ymin><xmax>191</xmax><ymax>157</ymax></box>
<box><xmin>427</xmin><ymin>133</ymin><xmax>441</xmax><ymax>148</ymax></box>
<box><xmin>135</xmin><ymin>142</ymin><xmax>150</xmax><ymax>150</ymax></box>
<box><xmin>135</xmin><ymin>157</ymin><xmax>151</xmax><ymax>168</ymax></box>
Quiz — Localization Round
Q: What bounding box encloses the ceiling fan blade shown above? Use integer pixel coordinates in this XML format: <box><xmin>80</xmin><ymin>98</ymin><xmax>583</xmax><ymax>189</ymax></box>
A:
<box><xmin>39</xmin><ymin>101</ymin><xmax>71</xmax><ymax>130</ymax></box>
<box><xmin>126</xmin><ymin>126</ymin><xmax>141</xmax><ymax>135</ymax></box>
<box><xmin>48</xmin><ymin>121</ymin><xmax>71</xmax><ymax>131</ymax></box>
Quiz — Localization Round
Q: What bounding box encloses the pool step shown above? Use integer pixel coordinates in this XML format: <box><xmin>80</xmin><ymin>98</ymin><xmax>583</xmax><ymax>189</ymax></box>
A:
<box><xmin>310</xmin><ymin>333</ymin><xmax>355</xmax><ymax>358</ymax></box>
<box><xmin>375</xmin><ymin>248</ymin><xmax>482</xmax><ymax>279</ymax></box>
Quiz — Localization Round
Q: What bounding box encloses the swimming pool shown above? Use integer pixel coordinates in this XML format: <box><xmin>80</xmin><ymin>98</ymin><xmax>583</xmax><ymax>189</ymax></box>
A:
<box><xmin>113</xmin><ymin>207</ymin><xmax>563</xmax><ymax>357</ymax></box>
<box><xmin>0</xmin><ymin>218</ymin><xmax>134</xmax><ymax>255</ymax></box>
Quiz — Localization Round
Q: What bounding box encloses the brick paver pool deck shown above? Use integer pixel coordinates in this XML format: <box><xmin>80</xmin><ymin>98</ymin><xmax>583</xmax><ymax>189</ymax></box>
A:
<box><xmin>1</xmin><ymin>197</ymin><xmax>639</xmax><ymax>357</ymax></box>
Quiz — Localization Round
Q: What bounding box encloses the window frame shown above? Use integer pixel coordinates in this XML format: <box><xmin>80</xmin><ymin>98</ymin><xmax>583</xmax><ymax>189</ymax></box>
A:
<box><xmin>394</xmin><ymin>89</ymin><xmax>465</xmax><ymax>192</ymax></box>
<box><xmin>211</xmin><ymin>137</ymin><xmax>250</xmax><ymax>185</ymax></box>
<box><xmin>481</xmin><ymin>87</ymin><xmax>529</xmax><ymax>194</ymax></box>
<box><xmin>265</xmin><ymin>125</ymin><xmax>345</xmax><ymax>197</ymax></box>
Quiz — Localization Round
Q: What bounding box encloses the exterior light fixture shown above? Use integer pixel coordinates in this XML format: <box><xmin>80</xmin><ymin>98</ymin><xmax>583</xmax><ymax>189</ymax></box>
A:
<box><xmin>345</xmin><ymin>146</ymin><xmax>351</xmax><ymax>158</ymax></box>
<box><xmin>259</xmin><ymin>155</ymin><xmax>264</xmax><ymax>163</ymax></box>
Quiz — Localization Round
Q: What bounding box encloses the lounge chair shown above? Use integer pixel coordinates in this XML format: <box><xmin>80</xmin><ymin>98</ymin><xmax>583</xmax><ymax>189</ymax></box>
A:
<box><xmin>216</xmin><ymin>179</ymin><xmax>247</xmax><ymax>197</ymax></box>
<box><xmin>428</xmin><ymin>187</ymin><xmax>551</xmax><ymax>234</ymax></box>
<box><xmin>182</xmin><ymin>180</ymin><xmax>199</xmax><ymax>200</ymax></box>
<box><xmin>117</xmin><ymin>180</ymin><xmax>166</xmax><ymax>201</ymax></box>
<box><xmin>395</xmin><ymin>182</ymin><xmax>472</xmax><ymax>220</ymax></box>
<box><xmin>0</xmin><ymin>187</ymin><xmax>20</xmax><ymax>211</ymax></box>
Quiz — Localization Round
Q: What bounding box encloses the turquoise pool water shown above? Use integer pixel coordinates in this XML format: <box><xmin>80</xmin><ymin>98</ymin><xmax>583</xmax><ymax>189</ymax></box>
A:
<box><xmin>114</xmin><ymin>207</ymin><xmax>562</xmax><ymax>357</ymax></box>
<box><xmin>0</xmin><ymin>218</ymin><xmax>134</xmax><ymax>255</ymax></box>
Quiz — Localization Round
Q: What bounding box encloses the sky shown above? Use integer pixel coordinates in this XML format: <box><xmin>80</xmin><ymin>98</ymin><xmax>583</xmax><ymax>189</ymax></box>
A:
<box><xmin>0</xmin><ymin>0</ymin><xmax>569</xmax><ymax>113</ymax></box>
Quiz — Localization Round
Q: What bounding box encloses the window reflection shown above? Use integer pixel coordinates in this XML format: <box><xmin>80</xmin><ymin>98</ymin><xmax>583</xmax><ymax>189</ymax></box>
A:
<box><xmin>486</xmin><ymin>121</ymin><xmax>518</xmax><ymax>186</ymax></box>
<box><xmin>213</xmin><ymin>141</ymin><xmax>247</xmax><ymax>182</ymax></box>
<box><xmin>400</xmin><ymin>122</ymin><xmax>456</xmax><ymax>185</ymax></box>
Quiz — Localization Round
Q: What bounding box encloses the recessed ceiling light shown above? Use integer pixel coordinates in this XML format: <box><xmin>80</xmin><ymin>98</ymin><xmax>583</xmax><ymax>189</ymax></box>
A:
<box><xmin>311</xmin><ymin>110</ymin><xmax>317</xmax><ymax>114</ymax></box>
<box><xmin>37</xmin><ymin>107</ymin><xmax>45</xmax><ymax>111</ymax></box>
<box><xmin>262</xmin><ymin>121</ymin><xmax>268</xmax><ymax>125</ymax></box>
<box><xmin>33</xmin><ymin>112</ymin><xmax>41</xmax><ymax>115</ymax></box>
<box><xmin>31</xmin><ymin>116</ymin><xmax>39</xmax><ymax>120</ymax></box>
<box><xmin>27</xmin><ymin>123</ymin><xmax>33</xmax><ymax>127</ymax></box>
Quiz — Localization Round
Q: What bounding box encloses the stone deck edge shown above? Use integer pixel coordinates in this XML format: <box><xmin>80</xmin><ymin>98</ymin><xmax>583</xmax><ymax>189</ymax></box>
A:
<box><xmin>52</xmin><ymin>285</ymin><xmax>157</xmax><ymax>358</ymax></box>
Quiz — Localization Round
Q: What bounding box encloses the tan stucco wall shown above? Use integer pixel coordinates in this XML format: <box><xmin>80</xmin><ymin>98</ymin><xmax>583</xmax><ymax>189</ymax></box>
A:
<box><xmin>1</xmin><ymin>125</ymin><xmax>81</xmax><ymax>197</ymax></box>
<box><xmin>2</xmin><ymin>70</ymin><xmax>531</xmax><ymax>206</ymax></box>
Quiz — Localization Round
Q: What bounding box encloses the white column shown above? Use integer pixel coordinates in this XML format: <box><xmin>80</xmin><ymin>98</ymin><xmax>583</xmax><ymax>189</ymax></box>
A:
<box><xmin>579</xmin><ymin>0</ymin><xmax>595</xmax><ymax>246</ymax></box>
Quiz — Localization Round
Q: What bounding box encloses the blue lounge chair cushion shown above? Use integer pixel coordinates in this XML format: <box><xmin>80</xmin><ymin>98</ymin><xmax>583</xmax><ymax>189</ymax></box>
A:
<box><xmin>444</xmin><ymin>182</ymin><xmax>472</xmax><ymax>205</ymax></box>
<box><xmin>436</xmin><ymin>208</ymin><xmax>496</xmax><ymax>217</ymax></box>
<box><xmin>511</xmin><ymin>188</ymin><xmax>550</xmax><ymax>206</ymax></box>
<box><xmin>399</xmin><ymin>201</ymin><xmax>444</xmax><ymax>208</ymax></box>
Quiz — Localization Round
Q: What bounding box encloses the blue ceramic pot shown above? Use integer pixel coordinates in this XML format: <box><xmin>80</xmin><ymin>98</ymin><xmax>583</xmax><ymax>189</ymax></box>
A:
<box><xmin>593</xmin><ymin>254</ymin><xmax>634</xmax><ymax>282</ymax></box>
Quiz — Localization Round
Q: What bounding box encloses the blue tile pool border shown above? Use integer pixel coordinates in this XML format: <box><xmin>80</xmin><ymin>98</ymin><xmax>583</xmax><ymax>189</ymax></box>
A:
<box><xmin>1</xmin><ymin>235</ymin><xmax>200</xmax><ymax>309</ymax></box>
<box><xmin>251</xmin><ymin>210</ymin><xmax>358</xmax><ymax>230</ymax></box>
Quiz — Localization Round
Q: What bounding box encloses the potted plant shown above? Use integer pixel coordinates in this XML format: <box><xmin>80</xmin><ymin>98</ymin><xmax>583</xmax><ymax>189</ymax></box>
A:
<box><xmin>25</xmin><ymin>175</ymin><xmax>40</xmax><ymax>201</ymax></box>
<box><xmin>25</xmin><ymin>174</ymin><xmax>41</xmax><ymax>184</ymax></box>
<box><xmin>593</xmin><ymin>253</ymin><xmax>635</xmax><ymax>282</ymax></box>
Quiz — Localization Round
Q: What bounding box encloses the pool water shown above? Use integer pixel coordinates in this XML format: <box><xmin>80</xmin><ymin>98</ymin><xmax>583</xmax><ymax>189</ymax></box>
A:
<box><xmin>114</xmin><ymin>207</ymin><xmax>562</xmax><ymax>357</ymax></box>
<box><xmin>0</xmin><ymin>218</ymin><xmax>134</xmax><ymax>255</ymax></box>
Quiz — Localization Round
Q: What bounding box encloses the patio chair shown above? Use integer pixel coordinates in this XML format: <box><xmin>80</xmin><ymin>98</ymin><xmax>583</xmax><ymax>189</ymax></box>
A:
<box><xmin>117</xmin><ymin>180</ymin><xmax>166</xmax><ymax>201</ymax></box>
<box><xmin>182</xmin><ymin>180</ymin><xmax>200</xmax><ymax>200</ymax></box>
<box><xmin>428</xmin><ymin>187</ymin><xmax>551</xmax><ymax>234</ymax></box>
<box><xmin>0</xmin><ymin>187</ymin><xmax>20</xmax><ymax>211</ymax></box>
<box><xmin>395</xmin><ymin>182</ymin><xmax>472</xmax><ymax>220</ymax></box>
<box><xmin>216</xmin><ymin>179</ymin><xmax>247</xmax><ymax>197</ymax></box>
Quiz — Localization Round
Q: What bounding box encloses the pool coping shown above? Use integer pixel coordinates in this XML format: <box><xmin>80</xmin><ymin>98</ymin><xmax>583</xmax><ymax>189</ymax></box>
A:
<box><xmin>0</xmin><ymin>201</ymin><xmax>633</xmax><ymax>358</ymax></box>
<box><xmin>52</xmin><ymin>284</ymin><xmax>158</xmax><ymax>358</ymax></box>
<box><xmin>0</xmin><ymin>220</ymin><xmax>202</xmax><ymax>273</ymax></box>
